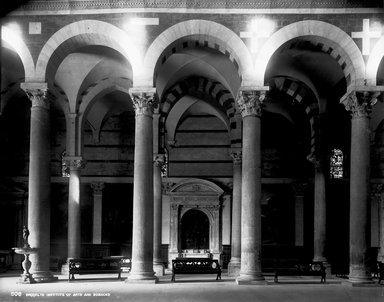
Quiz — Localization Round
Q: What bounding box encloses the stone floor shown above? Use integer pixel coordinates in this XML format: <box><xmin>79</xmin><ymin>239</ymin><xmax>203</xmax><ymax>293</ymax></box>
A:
<box><xmin>1</xmin><ymin>271</ymin><xmax>383</xmax><ymax>302</ymax></box>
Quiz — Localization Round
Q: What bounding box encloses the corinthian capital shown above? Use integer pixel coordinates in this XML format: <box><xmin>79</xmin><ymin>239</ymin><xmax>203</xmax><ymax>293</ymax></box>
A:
<box><xmin>341</xmin><ymin>90</ymin><xmax>381</xmax><ymax>118</ymax></box>
<box><xmin>230</xmin><ymin>149</ymin><xmax>242</xmax><ymax>165</ymax></box>
<box><xmin>63</xmin><ymin>156</ymin><xmax>86</xmax><ymax>170</ymax></box>
<box><xmin>21</xmin><ymin>82</ymin><xmax>50</xmax><ymax>110</ymax></box>
<box><xmin>129</xmin><ymin>87</ymin><xmax>158</xmax><ymax>117</ymax></box>
<box><xmin>236</xmin><ymin>89</ymin><xmax>267</xmax><ymax>118</ymax></box>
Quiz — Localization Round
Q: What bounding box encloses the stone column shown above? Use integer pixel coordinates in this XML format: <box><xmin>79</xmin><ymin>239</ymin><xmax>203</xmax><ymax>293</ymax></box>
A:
<box><xmin>371</xmin><ymin>184</ymin><xmax>384</xmax><ymax>262</ymax></box>
<box><xmin>64</xmin><ymin>157</ymin><xmax>85</xmax><ymax>259</ymax></box>
<box><xmin>228</xmin><ymin>149</ymin><xmax>242</xmax><ymax>277</ymax></box>
<box><xmin>236</xmin><ymin>88</ymin><xmax>268</xmax><ymax>285</ymax></box>
<box><xmin>126</xmin><ymin>88</ymin><xmax>158</xmax><ymax>283</ymax></box>
<box><xmin>341</xmin><ymin>89</ymin><xmax>381</xmax><ymax>283</ymax></box>
<box><xmin>153</xmin><ymin>154</ymin><xmax>165</xmax><ymax>276</ymax></box>
<box><xmin>307</xmin><ymin>156</ymin><xmax>329</xmax><ymax>267</ymax></box>
<box><xmin>292</xmin><ymin>183</ymin><xmax>306</xmax><ymax>247</ymax></box>
<box><xmin>20</xmin><ymin>83</ymin><xmax>57</xmax><ymax>282</ymax></box>
<box><xmin>91</xmin><ymin>183</ymin><xmax>104</xmax><ymax>244</ymax></box>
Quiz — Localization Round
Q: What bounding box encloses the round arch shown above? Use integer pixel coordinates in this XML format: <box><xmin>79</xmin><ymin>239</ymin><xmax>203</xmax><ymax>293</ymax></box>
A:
<box><xmin>143</xmin><ymin>19</ymin><xmax>254</xmax><ymax>87</ymax></box>
<box><xmin>366</xmin><ymin>36</ymin><xmax>384</xmax><ymax>85</ymax></box>
<box><xmin>255</xmin><ymin>20</ymin><xmax>366</xmax><ymax>88</ymax></box>
<box><xmin>34</xmin><ymin>20</ymin><xmax>141</xmax><ymax>83</ymax></box>
<box><xmin>1</xmin><ymin>26</ymin><xmax>35</xmax><ymax>81</ymax></box>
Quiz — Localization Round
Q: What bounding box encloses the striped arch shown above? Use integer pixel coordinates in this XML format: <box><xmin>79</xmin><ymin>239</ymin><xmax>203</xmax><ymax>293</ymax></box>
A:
<box><xmin>366</xmin><ymin>36</ymin><xmax>384</xmax><ymax>85</ymax></box>
<box><xmin>143</xmin><ymin>20</ymin><xmax>254</xmax><ymax>87</ymax></box>
<box><xmin>162</xmin><ymin>77</ymin><xmax>236</xmax><ymax>127</ymax></box>
<box><xmin>255</xmin><ymin>20</ymin><xmax>366</xmax><ymax>88</ymax></box>
<box><xmin>269</xmin><ymin>77</ymin><xmax>319</xmax><ymax>157</ymax></box>
<box><xmin>1</xmin><ymin>26</ymin><xmax>35</xmax><ymax>81</ymax></box>
<box><xmin>34</xmin><ymin>20</ymin><xmax>140</xmax><ymax>84</ymax></box>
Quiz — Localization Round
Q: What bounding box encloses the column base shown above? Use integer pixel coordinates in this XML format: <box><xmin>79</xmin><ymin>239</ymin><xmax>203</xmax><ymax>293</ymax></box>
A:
<box><xmin>236</xmin><ymin>272</ymin><xmax>267</xmax><ymax>285</ymax></box>
<box><xmin>31</xmin><ymin>271</ymin><xmax>58</xmax><ymax>283</ymax></box>
<box><xmin>153</xmin><ymin>262</ymin><xmax>165</xmax><ymax>276</ymax></box>
<box><xmin>17</xmin><ymin>273</ymin><xmax>36</xmax><ymax>284</ymax></box>
<box><xmin>125</xmin><ymin>271</ymin><xmax>158</xmax><ymax>284</ymax></box>
<box><xmin>348</xmin><ymin>265</ymin><xmax>373</xmax><ymax>284</ymax></box>
<box><xmin>227</xmin><ymin>260</ymin><xmax>241</xmax><ymax>277</ymax></box>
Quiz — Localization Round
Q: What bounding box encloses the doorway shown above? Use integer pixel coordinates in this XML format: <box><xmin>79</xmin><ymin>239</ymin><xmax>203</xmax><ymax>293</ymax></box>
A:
<box><xmin>181</xmin><ymin>209</ymin><xmax>209</xmax><ymax>251</ymax></box>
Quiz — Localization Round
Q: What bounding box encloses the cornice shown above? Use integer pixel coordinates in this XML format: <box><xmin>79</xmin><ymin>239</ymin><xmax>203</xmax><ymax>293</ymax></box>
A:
<box><xmin>9</xmin><ymin>0</ymin><xmax>384</xmax><ymax>16</ymax></box>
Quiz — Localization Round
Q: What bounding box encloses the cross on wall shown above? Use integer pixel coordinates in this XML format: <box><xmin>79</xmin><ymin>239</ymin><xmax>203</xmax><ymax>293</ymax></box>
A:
<box><xmin>352</xmin><ymin>19</ymin><xmax>381</xmax><ymax>56</ymax></box>
<box><xmin>240</xmin><ymin>19</ymin><xmax>275</xmax><ymax>53</ymax></box>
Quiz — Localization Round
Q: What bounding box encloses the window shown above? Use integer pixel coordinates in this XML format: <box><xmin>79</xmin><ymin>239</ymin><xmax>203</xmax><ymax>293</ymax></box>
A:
<box><xmin>330</xmin><ymin>148</ymin><xmax>343</xmax><ymax>179</ymax></box>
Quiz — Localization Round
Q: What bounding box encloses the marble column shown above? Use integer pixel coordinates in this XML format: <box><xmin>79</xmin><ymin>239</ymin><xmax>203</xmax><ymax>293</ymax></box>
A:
<box><xmin>292</xmin><ymin>183</ymin><xmax>306</xmax><ymax>247</ymax></box>
<box><xmin>126</xmin><ymin>88</ymin><xmax>158</xmax><ymax>283</ymax></box>
<box><xmin>228</xmin><ymin>149</ymin><xmax>242</xmax><ymax>277</ymax></box>
<box><xmin>236</xmin><ymin>88</ymin><xmax>268</xmax><ymax>285</ymax></box>
<box><xmin>153</xmin><ymin>154</ymin><xmax>165</xmax><ymax>276</ymax></box>
<box><xmin>64</xmin><ymin>157</ymin><xmax>85</xmax><ymax>259</ymax></box>
<box><xmin>307</xmin><ymin>156</ymin><xmax>329</xmax><ymax>267</ymax></box>
<box><xmin>341</xmin><ymin>89</ymin><xmax>381</xmax><ymax>283</ymax></box>
<box><xmin>91</xmin><ymin>183</ymin><xmax>104</xmax><ymax>244</ymax></box>
<box><xmin>21</xmin><ymin>83</ymin><xmax>57</xmax><ymax>282</ymax></box>
<box><xmin>372</xmin><ymin>184</ymin><xmax>384</xmax><ymax>262</ymax></box>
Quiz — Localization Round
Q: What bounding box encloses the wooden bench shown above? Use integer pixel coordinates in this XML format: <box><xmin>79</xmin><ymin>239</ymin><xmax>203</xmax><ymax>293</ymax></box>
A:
<box><xmin>171</xmin><ymin>258</ymin><xmax>221</xmax><ymax>281</ymax></box>
<box><xmin>274</xmin><ymin>261</ymin><xmax>326</xmax><ymax>283</ymax></box>
<box><xmin>68</xmin><ymin>258</ymin><xmax>127</xmax><ymax>281</ymax></box>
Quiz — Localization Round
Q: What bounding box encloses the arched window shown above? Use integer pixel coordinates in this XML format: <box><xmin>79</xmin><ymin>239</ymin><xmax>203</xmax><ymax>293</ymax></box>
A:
<box><xmin>61</xmin><ymin>151</ymin><xmax>70</xmax><ymax>177</ymax></box>
<box><xmin>330</xmin><ymin>148</ymin><xmax>343</xmax><ymax>179</ymax></box>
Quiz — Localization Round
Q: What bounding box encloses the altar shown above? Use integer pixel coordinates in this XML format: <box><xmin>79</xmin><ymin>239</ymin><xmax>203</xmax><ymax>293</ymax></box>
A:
<box><xmin>167</xmin><ymin>179</ymin><xmax>225</xmax><ymax>264</ymax></box>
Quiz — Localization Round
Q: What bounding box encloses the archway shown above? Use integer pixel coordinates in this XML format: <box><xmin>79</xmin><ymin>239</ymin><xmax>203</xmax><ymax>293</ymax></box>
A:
<box><xmin>181</xmin><ymin>209</ymin><xmax>209</xmax><ymax>251</ymax></box>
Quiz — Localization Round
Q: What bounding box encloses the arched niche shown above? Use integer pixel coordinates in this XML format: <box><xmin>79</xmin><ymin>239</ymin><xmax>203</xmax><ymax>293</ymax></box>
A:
<box><xmin>167</xmin><ymin>179</ymin><xmax>224</xmax><ymax>263</ymax></box>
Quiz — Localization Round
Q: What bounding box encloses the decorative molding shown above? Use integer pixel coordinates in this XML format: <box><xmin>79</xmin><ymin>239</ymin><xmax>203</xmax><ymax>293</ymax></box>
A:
<box><xmin>236</xmin><ymin>90</ymin><xmax>266</xmax><ymax>118</ymax></box>
<box><xmin>162</xmin><ymin>182</ymin><xmax>176</xmax><ymax>193</ymax></box>
<box><xmin>129</xmin><ymin>88</ymin><xmax>158</xmax><ymax>117</ymax></box>
<box><xmin>341</xmin><ymin>90</ymin><xmax>381</xmax><ymax>118</ymax></box>
<box><xmin>16</xmin><ymin>0</ymin><xmax>383</xmax><ymax>13</ymax></box>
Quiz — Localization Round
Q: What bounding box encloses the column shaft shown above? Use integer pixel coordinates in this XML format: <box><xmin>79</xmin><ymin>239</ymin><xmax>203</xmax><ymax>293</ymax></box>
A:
<box><xmin>349</xmin><ymin>116</ymin><xmax>371</xmax><ymax>282</ymax></box>
<box><xmin>91</xmin><ymin>183</ymin><xmax>104</xmax><ymax>245</ymax></box>
<box><xmin>228</xmin><ymin>151</ymin><xmax>242</xmax><ymax>276</ymax></box>
<box><xmin>153</xmin><ymin>155</ymin><xmax>164</xmax><ymax>276</ymax></box>
<box><xmin>379</xmin><ymin>197</ymin><xmax>384</xmax><ymax>262</ymax></box>
<box><xmin>22</xmin><ymin>84</ymin><xmax>56</xmax><ymax>282</ymax></box>
<box><xmin>313</xmin><ymin>165</ymin><xmax>327</xmax><ymax>262</ymax></box>
<box><xmin>68</xmin><ymin>167</ymin><xmax>81</xmax><ymax>258</ymax></box>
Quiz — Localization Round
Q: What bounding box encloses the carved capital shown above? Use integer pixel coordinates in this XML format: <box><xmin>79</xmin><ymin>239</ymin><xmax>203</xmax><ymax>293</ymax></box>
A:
<box><xmin>91</xmin><ymin>182</ymin><xmax>105</xmax><ymax>195</ymax></box>
<box><xmin>236</xmin><ymin>89</ymin><xmax>266</xmax><ymax>118</ymax></box>
<box><xmin>129</xmin><ymin>88</ymin><xmax>158</xmax><ymax>117</ymax></box>
<box><xmin>63</xmin><ymin>156</ymin><xmax>86</xmax><ymax>170</ymax></box>
<box><xmin>292</xmin><ymin>182</ymin><xmax>307</xmax><ymax>196</ymax></box>
<box><xmin>154</xmin><ymin>154</ymin><xmax>165</xmax><ymax>167</ymax></box>
<box><xmin>230</xmin><ymin>150</ymin><xmax>242</xmax><ymax>165</ymax></box>
<box><xmin>371</xmin><ymin>183</ymin><xmax>384</xmax><ymax>197</ymax></box>
<box><xmin>306</xmin><ymin>154</ymin><xmax>322</xmax><ymax>170</ymax></box>
<box><xmin>341</xmin><ymin>90</ymin><xmax>380</xmax><ymax>118</ymax></box>
<box><xmin>21</xmin><ymin>82</ymin><xmax>50</xmax><ymax>110</ymax></box>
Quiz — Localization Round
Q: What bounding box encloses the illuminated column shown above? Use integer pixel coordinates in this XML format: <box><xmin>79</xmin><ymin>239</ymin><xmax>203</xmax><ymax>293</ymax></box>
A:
<box><xmin>126</xmin><ymin>88</ymin><xmax>158</xmax><ymax>283</ymax></box>
<box><xmin>341</xmin><ymin>89</ymin><xmax>381</xmax><ymax>283</ymax></box>
<box><xmin>21</xmin><ymin>83</ymin><xmax>57</xmax><ymax>282</ymax></box>
<box><xmin>307</xmin><ymin>156</ymin><xmax>329</xmax><ymax>268</ymax></box>
<box><xmin>228</xmin><ymin>149</ymin><xmax>242</xmax><ymax>277</ymax></box>
<box><xmin>153</xmin><ymin>154</ymin><xmax>165</xmax><ymax>276</ymax></box>
<box><xmin>236</xmin><ymin>88</ymin><xmax>267</xmax><ymax>285</ymax></box>
<box><xmin>64</xmin><ymin>157</ymin><xmax>85</xmax><ymax>259</ymax></box>
<box><xmin>91</xmin><ymin>183</ymin><xmax>104</xmax><ymax>244</ymax></box>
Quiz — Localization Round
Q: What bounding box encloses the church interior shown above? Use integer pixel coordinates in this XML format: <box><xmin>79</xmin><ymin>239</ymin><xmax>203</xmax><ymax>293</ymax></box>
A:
<box><xmin>0</xmin><ymin>0</ymin><xmax>384</xmax><ymax>291</ymax></box>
